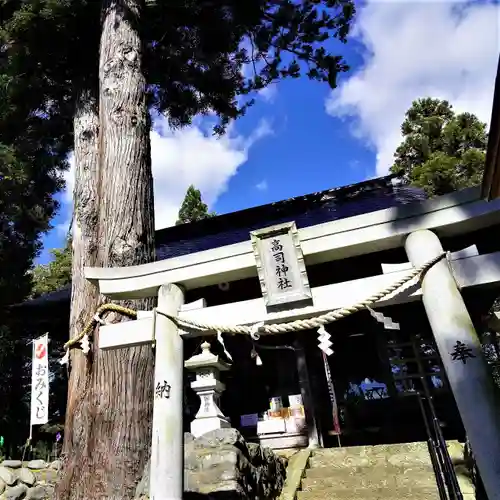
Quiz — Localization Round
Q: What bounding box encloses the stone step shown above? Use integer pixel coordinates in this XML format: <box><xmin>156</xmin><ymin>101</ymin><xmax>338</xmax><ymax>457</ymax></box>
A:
<box><xmin>299</xmin><ymin>441</ymin><xmax>468</xmax><ymax>500</ymax></box>
<box><xmin>296</xmin><ymin>486</ymin><xmax>440</xmax><ymax>500</ymax></box>
<box><xmin>311</xmin><ymin>442</ymin><xmax>430</xmax><ymax>457</ymax></box>
<box><xmin>445</xmin><ymin>441</ymin><xmax>465</xmax><ymax>462</ymax></box>
<box><xmin>308</xmin><ymin>446</ymin><xmax>433</xmax><ymax>469</ymax></box>
<box><xmin>305</xmin><ymin>462</ymin><xmax>434</xmax><ymax>479</ymax></box>
<box><xmin>310</xmin><ymin>440</ymin><xmax>463</xmax><ymax>459</ymax></box>
<box><xmin>304</xmin><ymin>454</ymin><xmax>474</xmax><ymax>495</ymax></box>
<box><xmin>302</xmin><ymin>465</ymin><xmax>437</xmax><ymax>489</ymax></box>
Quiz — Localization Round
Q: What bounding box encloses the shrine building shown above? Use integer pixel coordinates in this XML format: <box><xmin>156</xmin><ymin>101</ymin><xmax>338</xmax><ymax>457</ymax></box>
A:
<box><xmin>18</xmin><ymin>173</ymin><xmax>500</xmax><ymax>456</ymax></box>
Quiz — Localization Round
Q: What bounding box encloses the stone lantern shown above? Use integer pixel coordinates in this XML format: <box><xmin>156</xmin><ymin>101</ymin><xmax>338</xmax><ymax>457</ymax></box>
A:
<box><xmin>184</xmin><ymin>341</ymin><xmax>231</xmax><ymax>437</ymax></box>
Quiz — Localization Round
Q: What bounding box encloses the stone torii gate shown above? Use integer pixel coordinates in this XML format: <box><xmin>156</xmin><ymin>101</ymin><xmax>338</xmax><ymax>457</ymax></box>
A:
<box><xmin>86</xmin><ymin>218</ymin><xmax>500</xmax><ymax>500</ymax></box>
<box><xmin>97</xmin><ymin>283</ymin><xmax>190</xmax><ymax>500</ymax></box>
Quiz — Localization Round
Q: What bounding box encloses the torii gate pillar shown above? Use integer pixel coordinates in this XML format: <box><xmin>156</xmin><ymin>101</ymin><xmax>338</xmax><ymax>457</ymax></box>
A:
<box><xmin>406</xmin><ymin>229</ymin><xmax>500</xmax><ymax>500</ymax></box>
<box><xmin>150</xmin><ymin>283</ymin><xmax>185</xmax><ymax>500</ymax></box>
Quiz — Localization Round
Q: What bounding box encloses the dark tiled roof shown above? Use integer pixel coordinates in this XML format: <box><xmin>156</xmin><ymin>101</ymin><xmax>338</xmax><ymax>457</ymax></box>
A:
<box><xmin>14</xmin><ymin>175</ymin><xmax>426</xmax><ymax>309</ymax></box>
<box><xmin>156</xmin><ymin>177</ymin><xmax>425</xmax><ymax>260</ymax></box>
<box><xmin>34</xmin><ymin>284</ymin><xmax>71</xmax><ymax>303</ymax></box>
<box><xmin>10</xmin><ymin>284</ymin><xmax>72</xmax><ymax>309</ymax></box>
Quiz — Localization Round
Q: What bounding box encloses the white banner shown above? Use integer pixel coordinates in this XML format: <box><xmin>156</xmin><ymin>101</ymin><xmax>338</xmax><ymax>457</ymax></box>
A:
<box><xmin>30</xmin><ymin>333</ymin><xmax>49</xmax><ymax>426</ymax></box>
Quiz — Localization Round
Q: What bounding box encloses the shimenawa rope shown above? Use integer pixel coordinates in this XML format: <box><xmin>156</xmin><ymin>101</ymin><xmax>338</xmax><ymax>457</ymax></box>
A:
<box><xmin>64</xmin><ymin>252</ymin><xmax>447</xmax><ymax>352</ymax></box>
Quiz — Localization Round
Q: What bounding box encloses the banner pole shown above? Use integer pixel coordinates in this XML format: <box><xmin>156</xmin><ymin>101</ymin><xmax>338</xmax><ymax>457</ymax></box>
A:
<box><xmin>27</xmin><ymin>332</ymin><xmax>50</xmax><ymax>460</ymax></box>
<box><xmin>28</xmin><ymin>338</ymin><xmax>34</xmax><ymax>446</ymax></box>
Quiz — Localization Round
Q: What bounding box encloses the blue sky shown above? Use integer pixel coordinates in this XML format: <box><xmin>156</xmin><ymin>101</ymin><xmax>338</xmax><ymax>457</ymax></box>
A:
<box><xmin>38</xmin><ymin>0</ymin><xmax>500</xmax><ymax>265</ymax></box>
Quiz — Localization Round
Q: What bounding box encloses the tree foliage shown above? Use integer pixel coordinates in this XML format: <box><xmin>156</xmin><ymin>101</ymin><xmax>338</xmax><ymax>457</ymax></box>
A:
<box><xmin>391</xmin><ymin>98</ymin><xmax>488</xmax><ymax>196</ymax></box>
<box><xmin>1</xmin><ymin>0</ymin><xmax>355</xmax><ymax>134</ymax></box>
<box><xmin>0</xmin><ymin>3</ymin><xmax>73</xmax><ymax>459</ymax></box>
<box><xmin>176</xmin><ymin>185</ymin><xmax>215</xmax><ymax>225</ymax></box>
<box><xmin>0</xmin><ymin>141</ymin><xmax>64</xmax><ymax>307</ymax></box>
<box><xmin>0</xmin><ymin>0</ymin><xmax>72</xmax><ymax>291</ymax></box>
<box><xmin>30</xmin><ymin>240</ymin><xmax>72</xmax><ymax>298</ymax></box>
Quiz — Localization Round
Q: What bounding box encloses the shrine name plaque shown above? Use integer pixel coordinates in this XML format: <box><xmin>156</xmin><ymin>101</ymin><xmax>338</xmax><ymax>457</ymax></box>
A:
<box><xmin>250</xmin><ymin>221</ymin><xmax>312</xmax><ymax>309</ymax></box>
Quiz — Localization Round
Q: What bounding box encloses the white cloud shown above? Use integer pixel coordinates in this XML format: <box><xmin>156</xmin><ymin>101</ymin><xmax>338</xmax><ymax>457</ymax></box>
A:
<box><xmin>259</xmin><ymin>84</ymin><xmax>278</xmax><ymax>103</ymax></box>
<box><xmin>255</xmin><ymin>179</ymin><xmax>268</xmax><ymax>191</ymax></box>
<box><xmin>326</xmin><ymin>0</ymin><xmax>500</xmax><ymax>176</ymax></box>
<box><xmin>60</xmin><ymin>115</ymin><xmax>272</xmax><ymax>233</ymax></box>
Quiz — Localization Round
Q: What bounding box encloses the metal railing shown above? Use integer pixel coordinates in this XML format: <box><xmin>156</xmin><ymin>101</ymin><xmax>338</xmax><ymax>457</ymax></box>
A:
<box><xmin>417</xmin><ymin>378</ymin><xmax>463</xmax><ymax>500</ymax></box>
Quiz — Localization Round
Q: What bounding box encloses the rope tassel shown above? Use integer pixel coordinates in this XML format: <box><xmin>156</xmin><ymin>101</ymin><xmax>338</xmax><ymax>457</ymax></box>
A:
<box><xmin>64</xmin><ymin>303</ymin><xmax>137</xmax><ymax>351</ymax></box>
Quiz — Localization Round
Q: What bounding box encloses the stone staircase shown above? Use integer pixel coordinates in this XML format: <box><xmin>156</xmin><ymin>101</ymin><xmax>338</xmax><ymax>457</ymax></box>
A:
<box><xmin>295</xmin><ymin>441</ymin><xmax>474</xmax><ymax>500</ymax></box>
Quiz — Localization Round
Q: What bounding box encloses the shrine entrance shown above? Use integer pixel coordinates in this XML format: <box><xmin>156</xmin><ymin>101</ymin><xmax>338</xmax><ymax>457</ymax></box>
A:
<box><xmin>310</xmin><ymin>302</ymin><xmax>465</xmax><ymax>448</ymax></box>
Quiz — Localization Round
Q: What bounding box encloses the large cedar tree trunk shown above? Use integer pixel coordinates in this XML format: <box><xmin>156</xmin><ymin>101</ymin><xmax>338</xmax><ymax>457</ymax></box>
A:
<box><xmin>54</xmin><ymin>90</ymin><xmax>102</xmax><ymax>499</ymax></box>
<box><xmin>56</xmin><ymin>0</ymin><xmax>155</xmax><ymax>498</ymax></box>
<box><xmin>96</xmin><ymin>2</ymin><xmax>155</xmax><ymax>493</ymax></box>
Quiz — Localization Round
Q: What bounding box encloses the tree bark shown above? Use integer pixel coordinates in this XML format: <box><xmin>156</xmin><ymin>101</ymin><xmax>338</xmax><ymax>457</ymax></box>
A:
<box><xmin>54</xmin><ymin>89</ymin><xmax>102</xmax><ymax>499</ymax></box>
<box><xmin>56</xmin><ymin>1</ymin><xmax>155</xmax><ymax>496</ymax></box>
<box><xmin>98</xmin><ymin>0</ymin><xmax>155</xmax><ymax>269</ymax></box>
<box><xmin>86</xmin><ymin>0</ymin><xmax>155</xmax><ymax>497</ymax></box>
